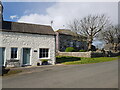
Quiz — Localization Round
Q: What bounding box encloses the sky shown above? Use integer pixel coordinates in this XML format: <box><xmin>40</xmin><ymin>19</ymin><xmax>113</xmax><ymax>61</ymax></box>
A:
<box><xmin>2</xmin><ymin>1</ymin><xmax>118</xmax><ymax>48</ymax></box>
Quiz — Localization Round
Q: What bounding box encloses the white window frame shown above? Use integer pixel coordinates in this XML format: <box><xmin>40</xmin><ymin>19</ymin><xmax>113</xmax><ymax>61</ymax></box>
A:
<box><xmin>11</xmin><ymin>47</ymin><xmax>18</xmax><ymax>59</ymax></box>
<box><xmin>39</xmin><ymin>48</ymin><xmax>50</xmax><ymax>59</ymax></box>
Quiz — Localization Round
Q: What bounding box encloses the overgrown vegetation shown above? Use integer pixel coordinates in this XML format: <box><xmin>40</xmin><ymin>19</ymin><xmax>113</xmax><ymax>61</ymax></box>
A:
<box><xmin>65</xmin><ymin>47</ymin><xmax>75</xmax><ymax>52</ymax></box>
<box><xmin>56</xmin><ymin>56</ymin><xmax>80</xmax><ymax>63</ymax></box>
<box><xmin>79</xmin><ymin>49</ymin><xmax>87</xmax><ymax>52</ymax></box>
<box><xmin>65</xmin><ymin>47</ymin><xmax>87</xmax><ymax>52</ymax></box>
<box><xmin>56</xmin><ymin>56</ymin><xmax>118</xmax><ymax>65</ymax></box>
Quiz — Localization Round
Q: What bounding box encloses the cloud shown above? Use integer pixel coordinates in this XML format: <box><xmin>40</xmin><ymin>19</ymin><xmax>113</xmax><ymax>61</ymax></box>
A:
<box><xmin>10</xmin><ymin>15</ymin><xmax>19</xmax><ymax>20</ymax></box>
<box><xmin>18</xmin><ymin>2</ymin><xmax>118</xmax><ymax>30</ymax></box>
<box><xmin>18</xmin><ymin>14</ymin><xmax>52</xmax><ymax>25</ymax></box>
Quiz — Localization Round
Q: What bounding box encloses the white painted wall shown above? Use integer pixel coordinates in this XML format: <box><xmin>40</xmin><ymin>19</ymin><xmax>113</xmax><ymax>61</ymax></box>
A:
<box><xmin>0</xmin><ymin>31</ymin><xmax>56</xmax><ymax>66</ymax></box>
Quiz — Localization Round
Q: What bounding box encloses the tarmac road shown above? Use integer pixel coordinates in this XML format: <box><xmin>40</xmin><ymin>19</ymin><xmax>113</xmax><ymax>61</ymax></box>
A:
<box><xmin>2</xmin><ymin>60</ymin><xmax>118</xmax><ymax>88</ymax></box>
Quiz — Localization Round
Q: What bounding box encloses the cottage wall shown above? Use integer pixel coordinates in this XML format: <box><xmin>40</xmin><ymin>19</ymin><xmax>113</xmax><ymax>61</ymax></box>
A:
<box><xmin>0</xmin><ymin>31</ymin><xmax>56</xmax><ymax>66</ymax></box>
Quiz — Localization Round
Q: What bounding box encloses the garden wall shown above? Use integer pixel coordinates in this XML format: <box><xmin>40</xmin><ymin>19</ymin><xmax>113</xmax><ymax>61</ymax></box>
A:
<box><xmin>57</xmin><ymin>51</ymin><xmax>119</xmax><ymax>58</ymax></box>
<box><xmin>57</xmin><ymin>52</ymin><xmax>92</xmax><ymax>57</ymax></box>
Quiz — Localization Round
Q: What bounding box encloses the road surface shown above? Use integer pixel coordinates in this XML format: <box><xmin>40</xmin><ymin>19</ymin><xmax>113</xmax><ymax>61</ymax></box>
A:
<box><xmin>2</xmin><ymin>60</ymin><xmax>118</xmax><ymax>88</ymax></box>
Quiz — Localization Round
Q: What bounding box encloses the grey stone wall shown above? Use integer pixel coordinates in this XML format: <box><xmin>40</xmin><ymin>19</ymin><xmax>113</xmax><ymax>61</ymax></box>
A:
<box><xmin>57</xmin><ymin>52</ymin><xmax>92</xmax><ymax>57</ymax></box>
<box><xmin>57</xmin><ymin>51</ymin><xmax>119</xmax><ymax>58</ymax></box>
<box><xmin>57</xmin><ymin>34</ymin><xmax>88</xmax><ymax>52</ymax></box>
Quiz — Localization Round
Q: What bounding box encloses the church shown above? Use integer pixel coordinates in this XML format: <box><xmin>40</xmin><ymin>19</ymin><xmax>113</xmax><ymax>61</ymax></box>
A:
<box><xmin>0</xmin><ymin>2</ymin><xmax>56</xmax><ymax>67</ymax></box>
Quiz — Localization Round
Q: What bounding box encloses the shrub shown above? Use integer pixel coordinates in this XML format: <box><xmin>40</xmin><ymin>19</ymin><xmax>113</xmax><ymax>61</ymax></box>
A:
<box><xmin>79</xmin><ymin>49</ymin><xmax>86</xmax><ymax>52</ymax></box>
<box><xmin>41</xmin><ymin>59</ymin><xmax>48</xmax><ymax>65</ymax></box>
<box><xmin>41</xmin><ymin>59</ymin><xmax>48</xmax><ymax>62</ymax></box>
<box><xmin>65</xmin><ymin>47</ymin><xmax>75</xmax><ymax>52</ymax></box>
<box><xmin>56</xmin><ymin>56</ymin><xmax>81</xmax><ymax>63</ymax></box>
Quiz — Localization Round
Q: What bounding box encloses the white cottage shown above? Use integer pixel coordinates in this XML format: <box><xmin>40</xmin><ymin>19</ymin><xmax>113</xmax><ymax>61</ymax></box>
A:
<box><xmin>0</xmin><ymin>2</ymin><xmax>56</xmax><ymax>67</ymax></box>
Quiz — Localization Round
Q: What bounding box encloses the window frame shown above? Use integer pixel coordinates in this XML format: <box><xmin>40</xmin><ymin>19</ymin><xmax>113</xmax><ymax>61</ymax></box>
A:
<box><xmin>11</xmin><ymin>47</ymin><xmax>18</xmax><ymax>59</ymax></box>
<box><xmin>39</xmin><ymin>48</ymin><xmax>50</xmax><ymax>59</ymax></box>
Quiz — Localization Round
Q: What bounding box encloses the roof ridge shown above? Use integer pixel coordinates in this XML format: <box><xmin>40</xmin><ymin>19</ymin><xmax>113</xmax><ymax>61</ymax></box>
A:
<box><xmin>3</xmin><ymin>20</ymin><xmax>51</xmax><ymax>27</ymax></box>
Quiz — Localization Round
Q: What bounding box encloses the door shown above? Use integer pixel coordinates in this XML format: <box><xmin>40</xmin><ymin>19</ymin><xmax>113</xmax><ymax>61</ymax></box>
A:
<box><xmin>23</xmin><ymin>48</ymin><xmax>31</xmax><ymax>65</ymax></box>
<box><xmin>0</xmin><ymin>48</ymin><xmax>5</xmax><ymax>66</ymax></box>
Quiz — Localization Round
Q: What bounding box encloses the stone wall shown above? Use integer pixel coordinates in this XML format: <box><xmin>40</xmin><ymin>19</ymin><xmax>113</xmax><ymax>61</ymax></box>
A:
<box><xmin>56</xmin><ymin>33</ymin><xmax>88</xmax><ymax>52</ymax></box>
<box><xmin>1</xmin><ymin>31</ymin><xmax>56</xmax><ymax>66</ymax></box>
<box><xmin>57</xmin><ymin>51</ymin><xmax>119</xmax><ymax>58</ymax></box>
<box><xmin>57</xmin><ymin>52</ymin><xmax>92</xmax><ymax>57</ymax></box>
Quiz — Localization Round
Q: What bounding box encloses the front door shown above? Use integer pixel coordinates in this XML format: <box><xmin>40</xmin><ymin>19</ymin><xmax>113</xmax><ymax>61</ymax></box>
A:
<box><xmin>0</xmin><ymin>48</ymin><xmax>5</xmax><ymax>66</ymax></box>
<box><xmin>23</xmin><ymin>48</ymin><xmax>31</xmax><ymax>65</ymax></box>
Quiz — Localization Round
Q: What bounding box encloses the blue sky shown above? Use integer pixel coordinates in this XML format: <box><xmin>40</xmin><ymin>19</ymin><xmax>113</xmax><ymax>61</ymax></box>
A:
<box><xmin>3</xmin><ymin>2</ymin><xmax>55</xmax><ymax>21</ymax></box>
<box><xmin>1</xmin><ymin>2</ymin><xmax>118</xmax><ymax>48</ymax></box>
<box><xmin>2</xmin><ymin>2</ymin><xmax>118</xmax><ymax>30</ymax></box>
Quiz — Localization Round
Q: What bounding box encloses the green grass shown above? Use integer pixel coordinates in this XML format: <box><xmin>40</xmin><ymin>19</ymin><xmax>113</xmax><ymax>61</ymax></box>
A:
<box><xmin>56</xmin><ymin>56</ymin><xmax>118</xmax><ymax>65</ymax></box>
<box><xmin>117</xmin><ymin>56</ymin><xmax>120</xmax><ymax>58</ymax></box>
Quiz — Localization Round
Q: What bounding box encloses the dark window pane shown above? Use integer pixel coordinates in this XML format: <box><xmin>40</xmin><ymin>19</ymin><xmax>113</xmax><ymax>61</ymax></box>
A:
<box><xmin>39</xmin><ymin>48</ymin><xmax>49</xmax><ymax>58</ymax></box>
<box><xmin>40</xmin><ymin>53</ymin><xmax>42</xmax><ymax>58</ymax></box>
<box><xmin>43</xmin><ymin>53</ymin><xmax>45</xmax><ymax>57</ymax></box>
<box><xmin>46</xmin><ymin>52</ymin><xmax>48</xmax><ymax>57</ymax></box>
<box><xmin>43</xmin><ymin>49</ymin><xmax>45</xmax><ymax>52</ymax></box>
<box><xmin>39</xmin><ymin>49</ymin><xmax>42</xmax><ymax>58</ymax></box>
<box><xmin>11</xmin><ymin>48</ymin><xmax>17</xmax><ymax>58</ymax></box>
<box><xmin>46</xmin><ymin>49</ymin><xmax>48</xmax><ymax>52</ymax></box>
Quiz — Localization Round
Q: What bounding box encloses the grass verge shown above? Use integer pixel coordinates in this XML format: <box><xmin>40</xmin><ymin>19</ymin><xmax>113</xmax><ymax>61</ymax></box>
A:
<box><xmin>56</xmin><ymin>56</ymin><xmax>118</xmax><ymax>65</ymax></box>
<box><xmin>2</xmin><ymin>69</ymin><xmax>23</xmax><ymax>76</ymax></box>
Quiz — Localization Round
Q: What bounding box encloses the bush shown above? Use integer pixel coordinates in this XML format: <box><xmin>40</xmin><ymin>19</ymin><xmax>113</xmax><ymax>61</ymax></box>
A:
<box><xmin>56</xmin><ymin>56</ymin><xmax>81</xmax><ymax>63</ymax></box>
<box><xmin>79</xmin><ymin>49</ymin><xmax>86</xmax><ymax>52</ymax></box>
<box><xmin>65</xmin><ymin>47</ymin><xmax>75</xmax><ymax>52</ymax></box>
<box><xmin>41</xmin><ymin>59</ymin><xmax>48</xmax><ymax>62</ymax></box>
<box><xmin>41</xmin><ymin>59</ymin><xmax>48</xmax><ymax>65</ymax></box>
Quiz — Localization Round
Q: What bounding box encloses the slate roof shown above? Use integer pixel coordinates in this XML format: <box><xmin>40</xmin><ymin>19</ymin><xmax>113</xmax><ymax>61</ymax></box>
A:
<box><xmin>56</xmin><ymin>29</ymin><xmax>79</xmax><ymax>36</ymax></box>
<box><xmin>1</xmin><ymin>21</ymin><xmax>55</xmax><ymax>35</ymax></box>
<box><xmin>56</xmin><ymin>29</ymin><xmax>87</xmax><ymax>40</ymax></box>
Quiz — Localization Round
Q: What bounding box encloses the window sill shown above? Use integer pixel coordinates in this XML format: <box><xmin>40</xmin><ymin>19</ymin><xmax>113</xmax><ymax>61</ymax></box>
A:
<box><xmin>39</xmin><ymin>58</ymin><xmax>51</xmax><ymax>60</ymax></box>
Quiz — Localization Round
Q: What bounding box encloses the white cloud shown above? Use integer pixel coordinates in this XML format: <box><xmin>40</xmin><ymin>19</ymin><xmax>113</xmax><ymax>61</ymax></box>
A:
<box><xmin>10</xmin><ymin>15</ymin><xmax>19</xmax><ymax>20</ymax></box>
<box><xmin>18</xmin><ymin>2</ymin><xmax>118</xmax><ymax>30</ymax></box>
<box><xmin>18</xmin><ymin>14</ymin><xmax>52</xmax><ymax>25</ymax></box>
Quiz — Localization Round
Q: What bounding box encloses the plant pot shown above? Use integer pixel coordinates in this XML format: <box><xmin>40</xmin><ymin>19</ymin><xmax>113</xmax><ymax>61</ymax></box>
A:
<box><xmin>37</xmin><ymin>62</ymin><xmax>40</xmax><ymax>66</ymax></box>
<box><xmin>42</xmin><ymin>61</ymin><xmax>48</xmax><ymax>65</ymax></box>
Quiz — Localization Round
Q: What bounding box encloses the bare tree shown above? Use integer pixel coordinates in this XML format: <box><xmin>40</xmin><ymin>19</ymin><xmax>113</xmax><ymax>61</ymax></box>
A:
<box><xmin>68</xmin><ymin>14</ymin><xmax>110</xmax><ymax>50</ymax></box>
<box><xmin>100</xmin><ymin>25</ymin><xmax>120</xmax><ymax>51</ymax></box>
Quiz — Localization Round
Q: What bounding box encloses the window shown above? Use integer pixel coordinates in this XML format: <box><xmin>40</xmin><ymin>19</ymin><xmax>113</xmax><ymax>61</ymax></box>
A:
<box><xmin>39</xmin><ymin>48</ymin><xmax>49</xmax><ymax>58</ymax></box>
<box><xmin>76</xmin><ymin>42</ymin><xmax>80</xmax><ymax>47</ymax></box>
<box><xmin>70</xmin><ymin>42</ymin><xmax>73</xmax><ymax>47</ymax></box>
<box><xmin>11</xmin><ymin>48</ymin><xmax>18</xmax><ymax>58</ymax></box>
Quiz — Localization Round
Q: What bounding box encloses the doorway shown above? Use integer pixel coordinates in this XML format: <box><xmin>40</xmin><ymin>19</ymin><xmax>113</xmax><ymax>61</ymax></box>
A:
<box><xmin>22</xmin><ymin>48</ymin><xmax>31</xmax><ymax>65</ymax></box>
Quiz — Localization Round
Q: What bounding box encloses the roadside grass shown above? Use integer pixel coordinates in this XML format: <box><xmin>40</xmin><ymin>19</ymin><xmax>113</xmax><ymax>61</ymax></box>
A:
<box><xmin>117</xmin><ymin>56</ymin><xmax>120</xmax><ymax>58</ymax></box>
<box><xmin>2</xmin><ymin>69</ymin><xmax>23</xmax><ymax>76</ymax></box>
<box><xmin>56</xmin><ymin>56</ymin><xmax>118</xmax><ymax>65</ymax></box>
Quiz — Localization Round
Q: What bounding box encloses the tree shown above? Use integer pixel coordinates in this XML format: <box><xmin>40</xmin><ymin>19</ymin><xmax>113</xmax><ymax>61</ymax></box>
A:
<box><xmin>100</xmin><ymin>25</ymin><xmax>120</xmax><ymax>51</ymax></box>
<box><xmin>68</xmin><ymin>14</ymin><xmax>110</xmax><ymax>51</ymax></box>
